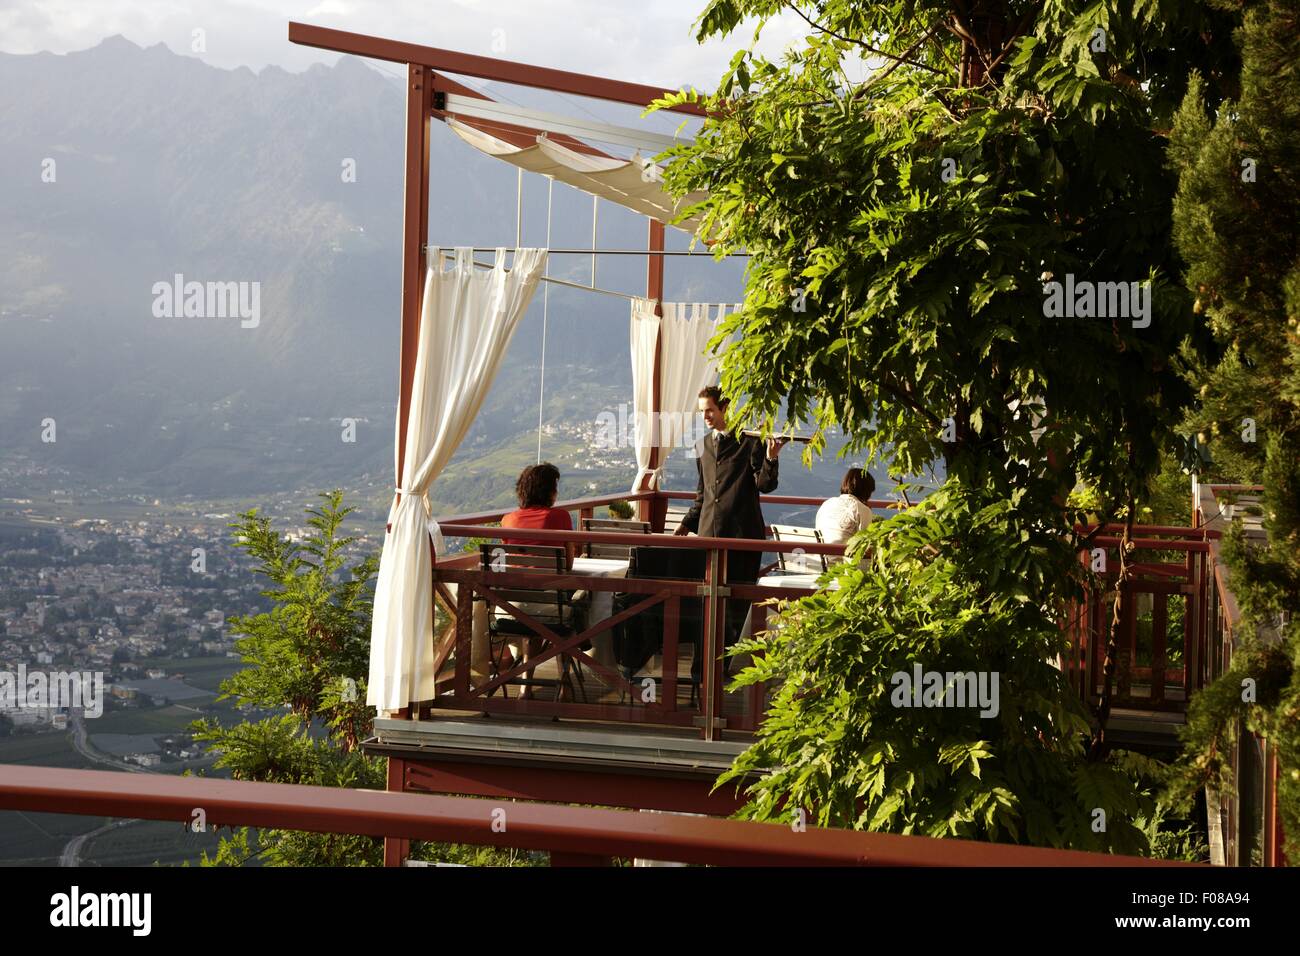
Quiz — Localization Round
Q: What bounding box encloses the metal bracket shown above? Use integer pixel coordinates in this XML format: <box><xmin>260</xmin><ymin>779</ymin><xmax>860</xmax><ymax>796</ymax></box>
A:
<box><xmin>697</xmin><ymin>585</ymin><xmax>731</xmax><ymax>597</ymax></box>
<box><xmin>432</xmin><ymin>91</ymin><xmax>447</xmax><ymax>111</ymax></box>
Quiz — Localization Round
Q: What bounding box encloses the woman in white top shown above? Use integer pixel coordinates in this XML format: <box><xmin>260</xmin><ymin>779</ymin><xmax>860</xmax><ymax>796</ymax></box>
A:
<box><xmin>815</xmin><ymin>468</ymin><xmax>875</xmax><ymax>545</ymax></box>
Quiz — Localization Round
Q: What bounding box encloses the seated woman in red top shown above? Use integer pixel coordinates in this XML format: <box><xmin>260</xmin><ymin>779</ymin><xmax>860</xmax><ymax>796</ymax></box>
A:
<box><xmin>500</xmin><ymin>462</ymin><xmax>575</xmax><ymax>568</ymax></box>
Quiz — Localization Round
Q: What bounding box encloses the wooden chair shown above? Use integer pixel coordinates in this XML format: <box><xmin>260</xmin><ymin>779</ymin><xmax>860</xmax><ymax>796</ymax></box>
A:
<box><xmin>770</xmin><ymin>524</ymin><xmax>829</xmax><ymax>573</ymax></box>
<box><xmin>477</xmin><ymin>544</ymin><xmax>587</xmax><ymax>701</ymax></box>
<box><xmin>662</xmin><ymin>502</ymin><xmax>692</xmax><ymax>535</ymax></box>
<box><xmin>580</xmin><ymin>517</ymin><xmax>651</xmax><ymax>560</ymax></box>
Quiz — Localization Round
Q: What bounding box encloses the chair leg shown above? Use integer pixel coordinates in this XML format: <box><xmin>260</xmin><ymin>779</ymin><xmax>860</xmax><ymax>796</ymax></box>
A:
<box><xmin>499</xmin><ymin>645</ymin><xmax>511</xmax><ymax>699</ymax></box>
<box><xmin>487</xmin><ymin>637</ymin><xmax>516</xmax><ymax>699</ymax></box>
<box><xmin>485</xmin><ymin>633</ymin><xmax>499</xmax><ymax>699</ymax></box>
<box><xmin>572</xmin><ymin>657</ymin><xmax>587</xmax><ymax>703</ymax></box>
<box><xmin>558</xmin><ymin>655</ymin><xmax>573</xmax><ymax>703</ymax></box>
<box><xmin>522</xmin><ymin>637</ymin><xmax>538</xmax><ymax>700</ymax></box>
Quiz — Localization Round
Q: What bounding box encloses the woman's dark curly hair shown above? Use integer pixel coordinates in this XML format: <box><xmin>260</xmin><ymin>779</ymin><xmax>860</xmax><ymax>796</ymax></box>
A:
<box><xmin>841</xmin><ymin>467</ymin><xmax>875</xmax><ymax>504</ymax></box>
<box><xmin>516</xmin><ymin>462</ymin><xmax>561</xmax><ymax>508</ymax></box>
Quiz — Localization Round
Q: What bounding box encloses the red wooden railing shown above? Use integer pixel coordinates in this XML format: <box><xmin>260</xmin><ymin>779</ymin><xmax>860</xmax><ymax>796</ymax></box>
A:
<box><xmin>1061</xmin><ymin>525</ymin><xmax>1218</xmax><ymax>712</ymax></box>
<box><xmin>429</xmin><ymin>520</ymin><xmax>838</xmax><ymax>739</ymax></box>
<box><xmin>422</xmin><ymin>489</ymin><xmax>1231</xmax><ymax>738</ymax></box>
<box><xmin>0</xmin><ymin>764</ymin><xmax>1181</xmax><ymax>866</ymax></box>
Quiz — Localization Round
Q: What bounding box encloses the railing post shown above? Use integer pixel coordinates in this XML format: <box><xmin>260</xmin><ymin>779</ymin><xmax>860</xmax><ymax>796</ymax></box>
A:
<box><xmin>662</xmin><ymin>594</ymin><xmax>679</xmax><ymax>713</ymax></box>
<box><xmin>1264</xmin><ymin>743</ymin><xmax>1284</xmax><ymax>867</ymax></box>
<box><xmin>1151</xmin><ymin>592</ymin><xmax>1168</xmax><ymax>706</ymax></box>
<box><xmin>701</xmin><ymin>547</ymin><xmax>723</xmax><ymax>741</ymax></box>
<box><xmin>746</xmin><ymin>602</ymin><xmax>767</xmax><ymax>731</ymax></box>
<box><xmin>1190</xmin><ymin>545</ymin><xmax>1205</xmax><ymax>692</ymax></box>
<box><xmin>455</xmin><ymin>578</ymin><xmax>472</xmax><ymax>699</ymax></box>
<box><xmin>712</xmin><ymin>550</ymin><xmax>730</xmax><ymax>735</ymax></box>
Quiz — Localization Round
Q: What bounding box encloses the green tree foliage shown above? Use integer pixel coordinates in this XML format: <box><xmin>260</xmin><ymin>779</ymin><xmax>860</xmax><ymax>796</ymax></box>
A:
<box><xmin>190</xmin><ymin>493</ymin><xmax>531</xmax><ymax>866</ymax></box>
<box><xmin>721</xmin><ymin>487</ymin><xmax>1156</xmax><ymax>852</ymax></box>
<box><xmin>1165</xmin><ymin>0</ymin><xmax>1300</xmax><ymax>857</ymax></box>
<box><xmin>659</xmin><ymin>0</ymin><xmax>1239</xmax><ymax>852</ymax></box>
<box><xmin>188</xmin><ymin>492</ymin><xmax>384</xmax><ymax>865</ymax></box>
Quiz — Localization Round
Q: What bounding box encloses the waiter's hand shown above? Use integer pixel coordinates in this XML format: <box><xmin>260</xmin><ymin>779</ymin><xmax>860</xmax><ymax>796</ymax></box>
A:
<box><xmin>673</xmin><ymin>524</ymin><xmax>690</xmax><ymax>536</ymax></box>
<box><xmin>766</xmin><ymin>437</ymin><xmax>790</xmax><ymax>460</ymax></box>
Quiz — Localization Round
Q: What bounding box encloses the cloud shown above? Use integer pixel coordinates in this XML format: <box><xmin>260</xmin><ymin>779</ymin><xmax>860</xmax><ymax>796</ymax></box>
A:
<box><xmin>0</xmin><ymin>0</ymin><xmax>815</xmax><ymax>89</ymax></box>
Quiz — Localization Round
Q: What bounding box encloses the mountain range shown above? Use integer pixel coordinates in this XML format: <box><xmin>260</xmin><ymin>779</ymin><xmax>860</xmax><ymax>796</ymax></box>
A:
<box><xmin>0</xmin><ymin>35</ymin><xmax>884</xmax><ymax>524</ymax></box>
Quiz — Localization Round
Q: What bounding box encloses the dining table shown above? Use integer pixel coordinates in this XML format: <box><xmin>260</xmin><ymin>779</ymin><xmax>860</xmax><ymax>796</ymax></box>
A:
<box><xmin>466</xmin><ymin>554</ymin><xmax>631</xmax><ymax>681</ymax></box>
<box><xmin>570</xmin><ymin>555</ymin><xmax>631</xmax><ymax>670</ymax></box>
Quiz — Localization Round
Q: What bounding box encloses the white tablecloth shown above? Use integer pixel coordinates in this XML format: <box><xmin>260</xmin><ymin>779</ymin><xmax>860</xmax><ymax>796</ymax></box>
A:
<box><xmin>757</xmin><ymin>572</ymin><xmax>839</xmax><ymax>591</ymax></box>
<box><xmin>571</xmin><ymin>556</ymin><xmax>630</xmax><ymax>669</ymax></box>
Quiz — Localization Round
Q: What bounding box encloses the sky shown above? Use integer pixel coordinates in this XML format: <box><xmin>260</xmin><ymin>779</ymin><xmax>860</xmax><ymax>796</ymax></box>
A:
<box><xmin>0</xmin><ymin>0</ymin><xmax>825</xmax><ymax>89</ymax></box>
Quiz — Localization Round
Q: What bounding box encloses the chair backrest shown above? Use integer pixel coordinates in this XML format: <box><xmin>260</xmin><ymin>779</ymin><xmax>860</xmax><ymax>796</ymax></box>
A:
<box><xmin>580</xmin><ymin>517</ymin><xmax>651</xmax><ymax>559</ymax></box>
<box><xmin>771</xmin><ymin>525</ymin><xmax>828</xmax><ymax>573</ymax></box>
<box><xmin>628</xmin><ymin>545</ymin><xmax>706</xmax><ymax>581</ymax></box>
<box><xmin>662</xmin><ymin>502</ymin><xmax>691</xmax><ymax>535</ymax></box>
<box><xmin>479</xmin><ymin>544</ymin><xmax>568</xmax><ymax>617</ymax></box>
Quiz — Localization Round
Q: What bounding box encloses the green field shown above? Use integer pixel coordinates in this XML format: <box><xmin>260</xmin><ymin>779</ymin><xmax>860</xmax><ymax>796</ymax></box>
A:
<box><xmin>0</xmin><ymin>728</ymin><xmax>93</xmax><ymax>768</ymax></box>
<box><xmin>0</xmin><ymin>809</ymin><xmax>109</xmax><ymax>866</ymax></box>
<box><xmin>0</xmin><ymin>733</ymin><xmax>104</xmax><ymax>865</ymax></box>
<box><xmin>84</xmin><ymin>819</ymin><xmax>227</xmax><ymax>867</ymax></box>
<box><xmin>0</xmin><ymin>655</ymin><xmax>261</xmax><ymax>866</ymax></box>
<box><xmin>149</xmin><ymin>655</ymin><xmax>244</xmax><ymax>693</ymax></box>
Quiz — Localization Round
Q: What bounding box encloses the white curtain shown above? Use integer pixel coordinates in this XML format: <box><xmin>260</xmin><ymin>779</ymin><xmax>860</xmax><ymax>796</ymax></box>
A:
<box><xmin>629</xmin><ymin>298</ymin><xmax>662</xmax><ymax>492</ymax></box>
<box><xmin>368</xmin><ymin>247</ymin><xmax>547</xmax><ymax>714</ymax></box>
<box><xmin>656</xmin><ymin>302</ymin><xmax>735</xmax><ymax>461</ymax></box>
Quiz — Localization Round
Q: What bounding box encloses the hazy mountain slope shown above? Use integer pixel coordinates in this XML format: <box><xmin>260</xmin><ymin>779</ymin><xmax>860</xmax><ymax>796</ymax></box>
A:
<box><xmin>0</xmin><ymin>36</ymin><xmax>883</xmax><ymax>515</ymax></box>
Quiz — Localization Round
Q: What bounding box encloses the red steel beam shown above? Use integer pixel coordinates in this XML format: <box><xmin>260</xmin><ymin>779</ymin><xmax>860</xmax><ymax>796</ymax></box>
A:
<box><xmin>287</xmin><ymin>22</ymin><xmax>707</xmax><ymax>116</ymax></box>
<box><xmin>439</xmin><ymin>490</ymin><xmax>656</xmax><ymax>527</ymax></box>
<box><xmin>394</xmin><ymin>65</ymin><xmax>433</xmax><ymax>503</ymax></box>
<box><xmin>638</xmin><ymin>219</ymin><xmax>667</xmax><ymax>528</ymax></box>
<box><xmin>436</xmin><ymin>522</ymin><xmax>848</xmax><ymax>555</ymax></box>
<box><xmin>429</xmin><ymin>71</ymin><xmax>616</xmax><ymax>160</ymax></box>
<box><xmin>0</xmin><ymin>764</ymin><xmax>1179</xmax><ymax>866</ymax></box>
<box><xmin>435</xmin><ymin>492</ymin><xmax>910</xmax><ymax>527</ymax></box>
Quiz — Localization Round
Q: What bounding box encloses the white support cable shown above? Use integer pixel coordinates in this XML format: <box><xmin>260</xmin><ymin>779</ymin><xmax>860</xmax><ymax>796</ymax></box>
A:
<box><xmin>536</xmin><ymin>176</ymin><xmax>554</xmax><ymax>465</ymax></box>
<box><xmin>590</xmin><ymin>195</ymin><xmax>598</xmax><ymax>289</ymax></box>
<box><xmin>515</xmin><ymin>168</ymin><xmax>523</xmax><ymax>248</ymax></box>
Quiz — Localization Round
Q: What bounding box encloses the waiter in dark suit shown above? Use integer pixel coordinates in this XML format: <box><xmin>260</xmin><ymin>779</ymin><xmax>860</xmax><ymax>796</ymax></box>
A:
<box><xmin>675</xmin><ymin>385</ymin><xmax>786</xmax><ymax>652</ymax></box>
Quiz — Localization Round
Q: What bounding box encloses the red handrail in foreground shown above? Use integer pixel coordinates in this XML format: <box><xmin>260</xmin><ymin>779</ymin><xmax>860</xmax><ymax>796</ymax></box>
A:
<box><xmin>0</xmin><ymin>764</ymin><xmax>1180</xmax><ymax>867</ymax></box>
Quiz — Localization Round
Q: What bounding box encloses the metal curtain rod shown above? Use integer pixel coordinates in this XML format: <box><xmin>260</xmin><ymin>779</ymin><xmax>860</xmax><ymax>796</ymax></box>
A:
<box><xmin>436</xmin><ymin>250</ymin><xmax>641</xmax><ymax>302</ymax></box>
<box><xmin>425</xmin><ymin>244</ymin><xmax>749</xmax><ymax>257</ymax></box>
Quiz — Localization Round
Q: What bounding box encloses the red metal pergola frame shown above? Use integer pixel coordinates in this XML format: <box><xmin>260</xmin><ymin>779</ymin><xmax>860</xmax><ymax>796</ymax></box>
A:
<box><xmin>287</xmin><ymin>22</ymin><xmax>706</xmax><ymax>536</ymax></box>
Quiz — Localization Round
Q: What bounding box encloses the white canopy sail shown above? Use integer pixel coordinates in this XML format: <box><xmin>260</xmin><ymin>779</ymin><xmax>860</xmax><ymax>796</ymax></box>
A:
<box><xmin>446</xmin><ymin>117</ymin><xmax>706</xmax><ymax>234</ymax></box>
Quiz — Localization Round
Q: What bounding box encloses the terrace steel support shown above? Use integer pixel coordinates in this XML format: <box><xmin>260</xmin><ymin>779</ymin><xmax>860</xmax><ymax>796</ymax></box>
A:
<box><xmin>383</xmin><ymin>758</ymin><xmax>410</xmax><ymax>867</ymax></box>
<box><xmin>395</xmin><ymin>64</ymin><xmax>433</xmax><ymax>492</ymax></box>
<box><xmin>389</xmin><ymin>63</ymin><xmax>432</xmax><ymax>727</ymax></box>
